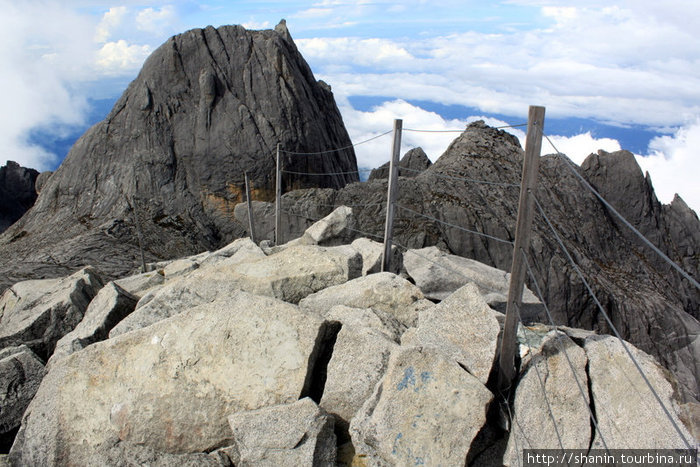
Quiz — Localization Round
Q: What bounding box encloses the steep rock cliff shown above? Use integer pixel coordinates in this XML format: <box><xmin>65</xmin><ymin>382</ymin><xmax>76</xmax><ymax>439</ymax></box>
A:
<box><xmin>0</xmin><ymin>161</ymin><xmax>38</xmax><ymax>233</ymax></box>
<box><xmin>0</xmin><ymin>21</ymin><xmax>357</xmax><ymax>288</ymax></box>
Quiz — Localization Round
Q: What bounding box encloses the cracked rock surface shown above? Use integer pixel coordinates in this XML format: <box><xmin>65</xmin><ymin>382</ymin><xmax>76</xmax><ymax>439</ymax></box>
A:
<box><xmin>3</xmin><ymin>209</ymin><xmax>696</xmax><ymax>463</ymax></box>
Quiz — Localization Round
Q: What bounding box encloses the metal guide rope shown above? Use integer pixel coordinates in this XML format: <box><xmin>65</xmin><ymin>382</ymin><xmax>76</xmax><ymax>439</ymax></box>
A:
<box><xmin>533</xmin><ymin>194</ymin><xmax>692</xmax><ymax>450</ymax></box>
<box><xmin>397</xmin><ymin>166</ymin><xmax>520</xmax><ymax>188</ymax></box>
<box><xmin>500</xmin><ymin>386</ymin><xmax>535</xmax><ymax>457</ymax></box>
<box><xmin>540</xmin><ymin>130</ymin><xmax>699</xmax><ymax>291</ymax></box>
<box><xmin>403</xmin><ymin>123</ymin><xmax>528</xmax><ymax>133</ymax></box>
<box><xmin>281</xmin><ymin>168</ymin><xmax>373</xmax><ymax>176</ymax></box>
<box><xmin>521</xmin><ymin>249</ymin><xmax>611</xmax><ymax>452</ymax></box>
<box><xmin>396</xmin><ymin>204</ymin><xmax>514</xmax><ymax>245</ymax></box>
<box><xmin>532</xmin><ymin>361</ymin><xmax>566</xmax><ymax>451</ymax></box>
<box><xmin>310</xmin><ymin>201</ymin><xmax>385</xmax><ymax>209</ymax></box>
<box><xmin>279</xmin><ymin>129</ymin><xmax>393</xmax><ymax>156</ymax></box>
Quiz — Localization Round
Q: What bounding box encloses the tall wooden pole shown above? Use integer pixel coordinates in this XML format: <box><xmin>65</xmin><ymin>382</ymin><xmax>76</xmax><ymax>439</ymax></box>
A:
<box><xmin>275</xmin><ymin>143</ymin><xmax>282</xmax><ymax>246</ymax></box>
<box><xmin>382</xmin><ymin>119</ymin><xmax>402</xmax><ymax>272</ymax></box>
<box><xmin>244</xmin><ymin>171</ymin><xmax>256</xmax><ymax>244</ymax></box>
<box><xmin>497</xmin><ymin>105</ymin><xmax>546</xmax><ymax>394</ymax></box>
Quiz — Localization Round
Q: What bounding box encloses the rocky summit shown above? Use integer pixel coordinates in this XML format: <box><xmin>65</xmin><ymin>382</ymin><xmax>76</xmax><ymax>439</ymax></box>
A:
<box><xmin>247</xmin><ymin>122</ymin><xmax>700</xmax><ymax>405</ymax></box>
<box><xmin>1</xmin><ymin>209</ymin><xmax>696</xmax><ymax>465</ymax></box>
<box><xmin>0</xmin><ymin>18</ymin><xmax>699</xmax><ymax>465</ymax></box>
<box><xmin>0</xmin><ymin>20</ymin><xmax>357</xmax><ymax>289</ymax></box>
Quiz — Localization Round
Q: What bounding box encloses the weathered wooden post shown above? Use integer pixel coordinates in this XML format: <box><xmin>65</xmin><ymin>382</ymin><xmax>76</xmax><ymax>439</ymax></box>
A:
<box><xmin>244</xmin><ymin>171</ymin><xmax>256</xmax><ymax>244</ymax></box>
<box><xmin>497</xmin><ymin>105</ymin><xmax>546</xmax><ymax>394</ymax></box>
<box><xmin>275</xmin><ymin>143</ymin><xmax>282</xmax><ymax>245</ymax></box>
<box><xmin>382</xmin><ymin>119</ymin><xmax>402</xmax><ymax>272</ymax></box>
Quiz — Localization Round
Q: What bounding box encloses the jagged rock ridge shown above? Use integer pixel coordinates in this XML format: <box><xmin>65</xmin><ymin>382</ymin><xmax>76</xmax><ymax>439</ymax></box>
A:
<box><xmin>0</xmin><ymin>20</ymin><xmax>357</xmax><ymax>288</ymax></box>
<box><xmin>367</xmin><ymin>146</ymin><xmax>432</xmax><ymax>180</ymax></box>
<box><xmin>0</xmin><ymin>161</ymin><xmax>38</xmax><ymax>234</ymax></box>
<box><xmin>249</xmin><ymin>122</ymin><xmax>700</xmax><ymax>403</ymax></box>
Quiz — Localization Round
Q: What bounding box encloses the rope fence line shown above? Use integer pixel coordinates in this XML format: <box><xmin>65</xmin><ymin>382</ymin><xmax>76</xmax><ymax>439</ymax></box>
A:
<box><xmin>532</xmin><ymin>194</ymin><xmax>692</xmax><ymax>450</ymax></box>
<box><xmin>396</xmin><ymin>204</ymin><xmax>514</xmax><ymax>246</ymax></box>
<box><xmin>531</xmin><ymin>360</ymin><xmax>566</xmax><ymax>451</ymax></box>
<box><xmin>404</xmin><ymin>123</ymin><xmax>527</xmax><ymax>133</ymax></box>
<box><xmin>281</xmin><ymin>168</ymin><xmax>373</xmax><ymax>176</ymax></box>
<box><xmin>309</xmin><ymin>201</ymin><xmax>386</xmax><ymax>209</ymax></box>
<box><xmin>540</xmin><ymin>130</ymin><xmax>700</xmax><ymax>291</ymax></box>
<box><xmin>278</xmin><ymin>129</ymin><xmax>393</xmax><ymax>156</ymax></box>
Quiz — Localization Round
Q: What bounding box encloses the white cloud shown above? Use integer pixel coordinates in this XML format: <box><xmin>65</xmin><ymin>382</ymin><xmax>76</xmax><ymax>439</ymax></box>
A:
<box><xmin>242</xmin><ymin>20</ymin><xmax>271</xmax><ymax>30</ymax></box>
<box><xmin>0</xmin><ymin>0</ymin><xmax>96</xmax><ymax>170</ymax></box>
<box><xmin>298</xmin><ymin>38</ymin><xmax>412</xmax><ymax>69</ymax></box>
<box><xmin>136</xmin><ymin>5</ymin><xmax>177</xmax><ymax>36</ymax></box>
<box><xmin>299</xmin><ymin>3</ymin><xmax>700</xmax><ymax>129</ymax></box>
<box><xmin>97</xmin><ymin>40</ymin><xmax>152</xmax><ymax>73</ymax></box>
<box><xmin>636</xmin><ymin>119</ymin><xmax>700</xmax><ymax>213</ymax></box>
<box><xmin>95</xmin><ymin>6</ymin><xmax>128</xmax><ymax>43</ymax></box>
<box><xmin>338</xmin><ymin>98</ymin><xmax>523</xmax><ymax>169</ymax></box>
<box><xmin>539</xmin><ymin>132</ymin><xmax>621</xmax><ymax>163</ymax></box>
<box><xmin>294</xmin><ymin>7</ymin><xmax>334</xmax><ymax>19</ymax></box>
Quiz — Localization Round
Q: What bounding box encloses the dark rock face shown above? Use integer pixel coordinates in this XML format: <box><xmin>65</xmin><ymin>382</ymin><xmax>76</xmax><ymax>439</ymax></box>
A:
<box><xmin>580</xmin><ymin>150</ymin><xmax>700</xmax><ymax>319</ymax></box>
<box><xmin>368</xmin><ymin>147</ymin><xmax>432</xmax><ymax>181</ymax></box>
<box><xmin>0</xmin><ymin>21</ymin><xmax>357</xmax><ymax>288</ymax></box>
<box><xmin>273</xmin><ymin>122</ymin><xmax>700</xmax><ymax>402</ymax></box>
<box><xmin>0</xmin><ymin>161</ymin><xmax>39</xmax><ymax>233</ymax></box>
<box><xmin>0</xmin><ymin>345</ymin><xmax>45</xmax><ymax>453</ymax></box>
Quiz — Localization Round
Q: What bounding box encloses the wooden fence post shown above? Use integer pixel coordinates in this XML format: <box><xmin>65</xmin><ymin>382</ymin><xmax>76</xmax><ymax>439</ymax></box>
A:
<box><xmin>244</xmin><ymin>171</ymin><xmax>256</xmax><ymax>244</ymax></box>
<box><xmin>382</xmin><ymin>119</ymin><xmax>402</xmax><ymax>272</ymax></box>
<box><xmin>497</xmin><ymin>105</ymin><xmax>546</xmax><ymax>394</ymax></box>
<box><xmin>275</xmin><ymin>143</ymin><xmax>282</xmax><ymax>246</ymax></box>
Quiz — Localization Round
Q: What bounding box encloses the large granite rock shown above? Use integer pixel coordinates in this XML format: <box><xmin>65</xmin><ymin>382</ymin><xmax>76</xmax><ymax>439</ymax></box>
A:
<box><xmin>319</xmin><ymin>324</ymin><xmax>398</xmax><ymax>437</ymax></box>
<box><xmin>503</xmin><ymin>331</ymin><xmax>590</xmax><ymax>465</ymax></box>
<box><xmin>351</xmin><ymin>237</ymin><xmax>402</xmax><ymax>275</ymax></box>
<box><xmin>49</xmin><ymin>282</ymin><xmax>138</xmax><ymax>365</ymax></box>
<box><xmin>9</xmin><ymin>292</ymin><xmax>331</xmax><ymax>465</ymax></box>
<box><xmin>0</xmin><ymin>20</ymin><xmax>358</xmax><ymax>290</ymax></box>
<box><xmin>350</xmin><ymin>346</ymin><xmax>493</xmax><ymax>466</ymax></box>
<box><xmin>0</xmin><ymin>346</ymin><xmax>44</xmax><ymax>451</ymax></box>
<box><xmin>299</xmin><ymin>272</ymin><xmax>427</xmax><ymax>328</ymax></box>
<box><xmin>406</xmin><ymin>283</ymin><xmax>501</xmax><ymax>385</ymax></box>
<box><xmin>84</xmin><ymin>439</ymin><xmax>233</xmax><ymax>467</ymax></box>
<box><xmin>403</xmin><ymin>245</ymin><xmax>541</xmax><ymax>315</ymax></box>
<box><xmin>111</xmin><ymin>243</ymin><xmax>360</xmax><ymax>336</ymax></box>
<box><xmin>227</xmin><ymin>398</ymin><xmax>336</xmax><ymax>466</ymax></box>
<box><xmin>0</xmin><ymin>161</ymin><xmax>38</xmax><ymax>234</ymax></box>
<box><xmin>585</xmin><ymin>335</ymin><xmax>694</xmax><ymax>449</ymax></box>
<box><xmin>0</xmin><ymin>267</ymin><xmax>104</xmax><ymax>360</ymax></box>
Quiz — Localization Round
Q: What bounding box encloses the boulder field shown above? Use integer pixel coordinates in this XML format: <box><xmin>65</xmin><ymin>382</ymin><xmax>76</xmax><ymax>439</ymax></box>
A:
<box><xmin>0</xmin><ymin>208</ymin><xmax>696</xmax><ymax>465</ymax></box>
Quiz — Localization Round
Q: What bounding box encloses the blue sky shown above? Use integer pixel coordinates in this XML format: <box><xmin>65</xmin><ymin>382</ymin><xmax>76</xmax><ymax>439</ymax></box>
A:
<box><xmin>1</xmin><ymin>1</ymin><xmax>699</xmax><ymax>212</ymax></box>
